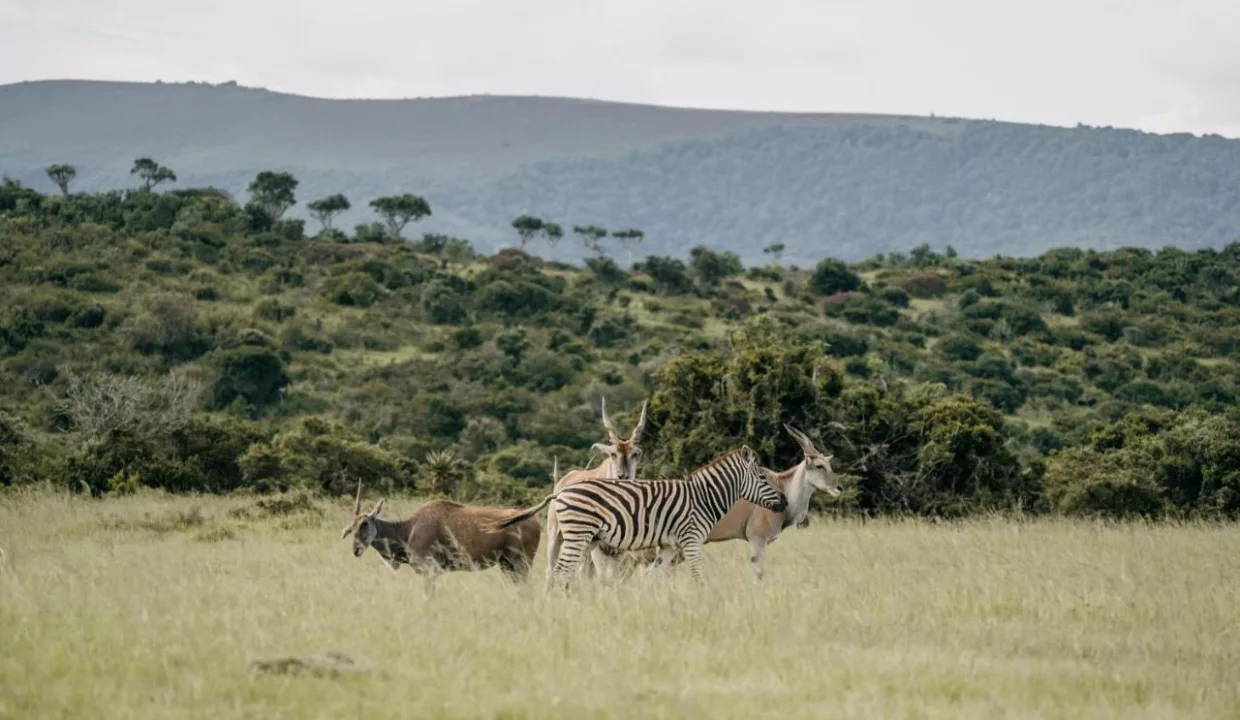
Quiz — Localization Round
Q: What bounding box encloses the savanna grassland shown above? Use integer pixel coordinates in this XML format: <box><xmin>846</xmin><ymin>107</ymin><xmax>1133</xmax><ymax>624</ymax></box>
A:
<box><xmin>2</xmin><ymin>489</ymin><xmax>1238</xmax><ymax>719</ymax></box>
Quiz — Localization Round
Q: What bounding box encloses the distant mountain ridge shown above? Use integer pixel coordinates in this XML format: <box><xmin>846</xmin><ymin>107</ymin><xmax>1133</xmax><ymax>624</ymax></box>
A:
<box><xmin>2</xmin><ymin>80</ymin><xmax>1238</xmax><ymax>263</ymax></box>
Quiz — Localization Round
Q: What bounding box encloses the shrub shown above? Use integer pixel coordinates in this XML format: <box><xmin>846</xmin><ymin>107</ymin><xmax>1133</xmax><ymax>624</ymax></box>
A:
<box><xmin>900</xmin><ymin>274</ymin><xmax>947</xmax><ymax>298</ymax></box>
<box><xmin>211</xmin><ymin>347</ymin><xmax>290</xmax><ymax>410</ymax></box>
<box><xmin>809</xmin><ymin>259</ymin><xmax>862</xmax><ymax>296</ymax></box>
<box><xmin>420</xmin><ymin>279</ymin><xmax>467</xmax><ymax>325</ymax></box>
<box><xmin>878</xmin><ymin>287</ymin><xmax>911</xmax><ymax>307</ymax></box>
<box><xmin>324</xmin><ymin>272</ymin><xmax>384</xmax><ymax>308</ymax></box>
<box><xmin>935</xmin><ymin>334</ymin><xmax>983</xmax><ymax>362</ymax></box>
<box><xmin>118</xmin><ymin>293</ymin><xmax>209</xmax><ymax>360</ymax></box>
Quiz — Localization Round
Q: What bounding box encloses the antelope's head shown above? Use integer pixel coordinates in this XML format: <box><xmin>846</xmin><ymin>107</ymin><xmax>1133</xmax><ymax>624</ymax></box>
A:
<box><xmin>590</xmin><ymin>398</ymin><xmax>648</xmax><ymax>480</ymax></box>
<box><xmin>784</xmin><ymin>423</ymin><xmax>841</xmax><ymax>498</ymax></box>
<box><xmin>341</xmin><ymin>479</ymin><xmax>386</xmax><ymax>557</ymax></box>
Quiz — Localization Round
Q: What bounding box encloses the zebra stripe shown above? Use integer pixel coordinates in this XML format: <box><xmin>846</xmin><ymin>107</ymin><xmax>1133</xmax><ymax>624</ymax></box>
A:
<box><xmin>548</xmin><ymin>446</ymin><xmax>787</xmax><ymax>585</ymax></box>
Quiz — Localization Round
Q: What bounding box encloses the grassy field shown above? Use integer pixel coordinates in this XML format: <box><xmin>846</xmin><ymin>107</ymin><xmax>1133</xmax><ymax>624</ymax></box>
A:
<box><xmin>1</xmin><ymin>490</ymin><xmax>1238</xmax><ymax>719</ymax></box>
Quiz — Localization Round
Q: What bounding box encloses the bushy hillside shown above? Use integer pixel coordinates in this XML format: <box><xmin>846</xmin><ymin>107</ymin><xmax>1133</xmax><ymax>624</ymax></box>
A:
<box><xmin>4</xmin><ymin>80</ymin><xmax>1240</xmax><ymax>262</ymax></box>
<box><xmin>3</xmin><ymin>180</ymin><xmax>1240</xmax><ymax>518</ymax></box>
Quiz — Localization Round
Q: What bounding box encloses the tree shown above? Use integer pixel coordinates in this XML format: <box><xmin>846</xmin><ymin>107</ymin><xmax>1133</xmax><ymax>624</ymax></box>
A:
<box><xmin>574</xmin><ymin>225</ymin><xmax>608</xmax><ymax>256</ymax></box>
<box><xmin>44</xmin><ymin>164</ymin><xmax>76</xmax><ymax>197</ymax></box>
<box><xmin>689</xmin><ymin>245</ymin><xmax>743</xmax><ymax>287</ymax></box>
<box><xmin>247</xmin><ymin>171</ymin><xmax>299</xmax><ymax>222</ymax></box>
<box><xmin>512</xmin><ymin>215</ymin><xmax>544</xmax><ymax>250</ymax></box>
<box><xmin>542</xmin><ymin>222</ymin><xmax>564</xmax><ymax>252</ymax></box>
<box><xmin>369</xmin><ymin>194</ymin><xmax>431</xmax><ymax>241</ymax></box>
<box><xmin>130</xmin><ymin>158</ymin><xmax>177</xmax><ymax>192</ymax></box>
<box><xmin>763</xmin><ymin>243</ymin><xmax>786</xmax><ymax>265</ymax></box>
<box><xmin>612</xmin><ymin>229</ymin><xmax>645</xmax><ymax>265</ymax></box>
<box><xmin>306</xmin><ymin>194</ymin><xmax>350</xmax><ymax>232</ymax></box>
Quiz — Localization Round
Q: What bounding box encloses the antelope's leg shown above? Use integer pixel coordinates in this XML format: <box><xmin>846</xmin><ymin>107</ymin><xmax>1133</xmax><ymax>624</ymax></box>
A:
<box><xmin>590</xmin><ymin>546</ymin><xmax>620</xmax><ymax>583</ymax></box>
<box><xmin>544</xmin><ymin>509</ymin><xmax>562</xmax><ymax>590</ymax></box>
<box><xmin>544</xmin><ymin>530</ymin><xmax>563</xmax><ymax>592</ymax></box>
<box><xmin>416</xmin><ymin>559</ymin><xmax>441</xmax><ymax>598</ymax></box>
<box><xmin>748</xmin><ymin>535</ymin><xmax>769</xmax><ymax>584</ymax></box>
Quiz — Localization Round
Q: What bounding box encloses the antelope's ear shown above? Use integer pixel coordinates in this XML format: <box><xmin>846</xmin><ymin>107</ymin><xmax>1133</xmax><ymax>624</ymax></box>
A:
<box><xmin>590</xmin><ymin>442</ymin><xmax>613</xmax><ymax>455</ymax></box>
<box><xmin>341</xmin><ymin>517</ymin><xmax>358</xmax><ymax>539</ymax></box>
<box><xmin>369</xmin><ymin>498</ymin><xmax>385</xmax><ymax>518</ymax></box>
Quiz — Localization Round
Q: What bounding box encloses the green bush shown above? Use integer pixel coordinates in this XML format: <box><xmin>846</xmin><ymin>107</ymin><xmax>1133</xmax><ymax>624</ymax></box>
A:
<box><xmin>212</xmin><ymin>347</ymin><xmax>290</xmax><ymax>410</ymax></box>
<box><xmin>809</xmin><ymin>259</ymin><xmax>862</xmax><ymax>296</ymax></box>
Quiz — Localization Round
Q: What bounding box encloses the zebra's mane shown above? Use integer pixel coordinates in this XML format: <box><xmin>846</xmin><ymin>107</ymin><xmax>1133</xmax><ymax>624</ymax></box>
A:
<box><xmin>683</xmin><ymin>447</ymin><xmax>751</xmax><ymax>480</ymax></box>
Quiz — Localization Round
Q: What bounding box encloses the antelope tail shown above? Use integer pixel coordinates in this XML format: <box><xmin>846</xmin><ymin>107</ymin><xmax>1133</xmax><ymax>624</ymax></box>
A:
<box><xmin>497</xmin><ymin>493</ymin><xmax>557</xmax><ymax>530</ymax></box>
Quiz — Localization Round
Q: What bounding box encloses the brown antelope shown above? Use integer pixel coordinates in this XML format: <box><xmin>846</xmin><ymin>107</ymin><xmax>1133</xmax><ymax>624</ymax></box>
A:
<box><xmin>340</xmin><ymin>481</ymin><xmax>541</xmax><ymax>594</ymax></box>
<box><xmin>543</xmin><ymin>397</ymin><xmax>647</xmax><ymax>588</ymax></box>
<box><xmin>647</xmin><ymin>423</ymin><xmax>841</xmax><ymax>582</ymax></box>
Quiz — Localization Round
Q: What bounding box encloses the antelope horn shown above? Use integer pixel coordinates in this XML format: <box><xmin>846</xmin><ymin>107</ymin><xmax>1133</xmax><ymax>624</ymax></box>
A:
<box><xmin>353</xmin><ymin>478</ymin><xmax>363</xmax><ymax>515</ymax></box>
<box><xmin>552</xmin><ymin>456</ymin><xmax>560</xmax><ymax>484</ymax></box>
<box><xmin>784</xmin><ymin>423</ymin><xmax>818</xmax><ymax>455</ymax></box>
<box><xmin>630</xmin><ymin>400</ymin><xmax>649</xmax><ymax>443</ymax></box>
<box><xmin>600</xmin><ymin>397</ymin><xmax>621</xmax><ymax>443</ymax></box>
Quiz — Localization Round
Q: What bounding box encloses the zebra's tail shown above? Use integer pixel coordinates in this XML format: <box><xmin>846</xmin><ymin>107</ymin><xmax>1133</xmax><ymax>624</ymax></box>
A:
<box><xmin>496</xmin><ymin>492</ymin><xmax>557</xmax><ymax>530</ymax></box>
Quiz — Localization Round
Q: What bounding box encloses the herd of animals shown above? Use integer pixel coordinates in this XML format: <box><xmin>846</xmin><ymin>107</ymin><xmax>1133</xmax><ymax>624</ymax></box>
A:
<box><xmin>340</xmin><ymin>399</ymin><xmax>843</xmax><ymax>592</ymax></box>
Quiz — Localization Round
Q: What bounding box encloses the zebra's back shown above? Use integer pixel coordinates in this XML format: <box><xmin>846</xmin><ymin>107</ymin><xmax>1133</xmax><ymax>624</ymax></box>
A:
<box><xmin>554</xmin><ymin>478</ymin><xmax>698</xmax><ymax>551</ymax></box>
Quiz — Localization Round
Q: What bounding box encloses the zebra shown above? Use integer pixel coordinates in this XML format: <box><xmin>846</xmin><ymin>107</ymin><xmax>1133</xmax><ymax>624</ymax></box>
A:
<box><xmin>498</xmin><ymin>446</ymin><xmax>787</xmax><ymax>587</ymax></box>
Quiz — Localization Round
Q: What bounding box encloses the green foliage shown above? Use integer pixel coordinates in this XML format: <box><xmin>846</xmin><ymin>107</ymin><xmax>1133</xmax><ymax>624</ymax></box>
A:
<box><xmin>239</xmin><ymin>416</ymin><xmax>410</xmax><ymax>495</ymax></box>
<box><xmin>810</xmin><ymin>259</ymin><xmax>862</xmax><ymax>296</ymax></box>
<box><xmin>634</xmin><ymin>256</ymin><xmax>695</xmax><ymax>295</ymax></box>
<box><xmin>247</xmin><ymin>171</ymin><xmax>298</xmax><ymax>222</ymax></box>
<box><xmin>370</xmin><ymin>194</ymin><xmax>431</xmax><ymax>240</ymax></box>
<box><xmin>212</xmin><ymin>347</ymin><xmax>290</xmax><ymax>411</ymax></box>
<box><xmin>1045</xmin><ymin>411</ymin><xmax>1240</xmax><ymax>518</ymax></box>
<box><xmin>689</xmin><ymin>245</ymin><xmax>743</xmax><ymax>287</ymax></box>
<box><xmin>307</xmin><ymin>193</ymin><xmax>350</xmax><ymax>232</ymax></box>
<box><xmin>130</xmin><ymin>157</ymin><xmax>177</xmax><ymax>192</ymax></box>
<box><xmin>2</xmin><ymin>176</ymin><xmax>1239</xmax><ymax>520</ymax></box>
<box><xmin>45</xmin><ymin>164</ymin><xmax>76</xmax><ymax>197</ymax></box>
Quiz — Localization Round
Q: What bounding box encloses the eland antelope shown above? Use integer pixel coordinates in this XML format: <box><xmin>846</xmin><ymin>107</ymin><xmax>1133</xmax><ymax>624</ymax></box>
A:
<box><xmin>500</xmin><ymin>446</ymin><xmax>787</xmax><ymax>588</ymax></box>
<box><xmin>542</xmin><ymin>397</ymin><xmax>648</xmax><ymax>588</ymax></box>
<box><xmin>341</xmin><ymin>481</ymin><xmax>541</xmax><ymax>594</ymax></box>
<box><xmin>648</xmin><ymin>423</ymin><xmax>841</xmax><ymax>582</ymax></box>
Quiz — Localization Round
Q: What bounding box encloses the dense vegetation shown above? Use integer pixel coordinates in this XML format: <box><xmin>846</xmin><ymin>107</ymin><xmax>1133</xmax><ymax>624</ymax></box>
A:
<box><xmin>2</xmin><ymin>173</ymin><xmax>1239</xmax><ymax>520</ymax></box>
<box><xmin>5</xmin><ymin>80</ymin><xmax>1240</xmax><ymax>263</ymax></box>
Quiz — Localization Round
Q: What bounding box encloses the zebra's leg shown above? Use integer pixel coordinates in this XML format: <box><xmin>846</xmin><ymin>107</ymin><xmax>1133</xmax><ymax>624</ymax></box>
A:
<box><xmin>551</xmin><ymin>532</ymin><xmax>593</xmax><ymax>591</ymax></box>
<box><xmin>680</xmin><ymin>540</ymin><xmax>707</xmax><ymax>583</ymax></box>
<box><xmin>748</xmin><ymin>536</ymin><xmax>769</xmax><ymax>583</ymax></box>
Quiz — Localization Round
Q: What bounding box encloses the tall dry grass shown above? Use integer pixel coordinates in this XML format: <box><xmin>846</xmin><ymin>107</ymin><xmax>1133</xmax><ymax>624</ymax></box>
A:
<box><xmin>1</xmin><ymin>489</ymin><xmax>1238</xmax><ymax>719</ymax></box>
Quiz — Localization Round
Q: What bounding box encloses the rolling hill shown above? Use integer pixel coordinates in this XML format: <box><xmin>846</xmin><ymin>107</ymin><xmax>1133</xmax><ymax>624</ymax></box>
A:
<box><xmin>2</xmin><ymin>79</ymin><xmax>1239</xmax><ymax>263</ymax></box>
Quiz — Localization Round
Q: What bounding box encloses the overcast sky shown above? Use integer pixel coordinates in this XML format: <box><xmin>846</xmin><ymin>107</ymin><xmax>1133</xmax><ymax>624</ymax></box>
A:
<box><xmin>2</xmin><ymin>0</ymin><xmax>1238</xmax><ymax>137</ymax></box>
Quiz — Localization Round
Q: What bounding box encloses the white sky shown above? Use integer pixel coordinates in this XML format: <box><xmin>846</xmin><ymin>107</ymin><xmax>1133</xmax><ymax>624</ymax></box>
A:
<box><xmin>2</xmin><ymin>0</ymin><xmax>1239</xmax><ymax>137</ymax></box>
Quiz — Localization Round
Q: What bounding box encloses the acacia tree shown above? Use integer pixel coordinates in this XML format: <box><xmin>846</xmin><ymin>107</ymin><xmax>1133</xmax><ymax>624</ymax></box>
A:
<box><xmin>612</xmin><ymin>228</ymin><xmax>644</xmax><ymax>264</ymax></box>
<box><xmin>512</xmin><ymin>215</ymin><xmax>544</xmax><ymax>250</ymax></box>
<box><xmin>247</xmin><ymin>171</ymin><xmax>299</xmax><ymax>221</ymax></box>
<box><xmin>131</xmin><ymin>158</ymin><xmax>177</xmax><ymax>191</ymax></box>
<box><xmin>370</xmin><ymin>194</ymin><xmax>431</xmax><ymax>240</ymax></box>
<box><xmin>307</xmin><ymin>194</ymin><xmax>351</xmax><ymax>232</ymax></box>
<box><xmin>574</xmin><ymin>225</ymin><xmax>608</xmax><ymax>256</ymax></box>
<box><xmin>44</xmin><ymin>164</ymin><xmax>76</xmax><ymax>197</ymax></box>
<box><xmin>542</xmin><ymin>222</ymin><xmax>564</xmax><ymax>253</ymax></box>
<box><xmin>763</xmin><ymin>243</ymin><xmax>786</xmax><ymax>265</ymax></box>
